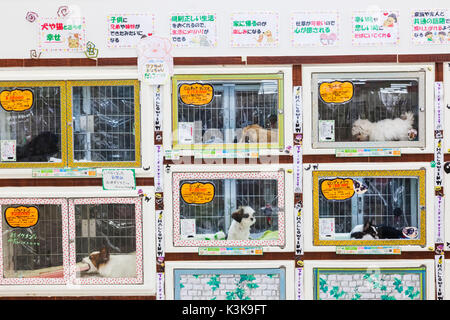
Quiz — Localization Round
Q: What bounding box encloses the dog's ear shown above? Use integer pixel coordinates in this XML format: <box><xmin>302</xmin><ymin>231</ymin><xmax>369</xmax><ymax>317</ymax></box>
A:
<box><xmin>231</xmin><ymin>207</ymin><xmax>244</xmax><ymax>223</ymax></box>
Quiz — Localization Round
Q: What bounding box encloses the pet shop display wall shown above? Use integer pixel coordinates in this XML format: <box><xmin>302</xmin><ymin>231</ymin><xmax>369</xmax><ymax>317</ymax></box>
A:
<box><xmin>0</xmin><ymin>0</ymin><xmax>448</xmax><ymax>300</ymax></box>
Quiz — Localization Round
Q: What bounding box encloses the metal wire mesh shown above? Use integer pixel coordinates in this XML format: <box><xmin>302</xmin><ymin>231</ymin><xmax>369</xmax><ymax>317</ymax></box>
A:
<box><xmin>0</xmin><ymin>86</ymin><xmax>62</xmax><ymax>162</ymax></box>
<box><xmin>2</xmin><ymin>204</ymin><xmax>63</xmax><ymax>276</ymax></box>
<box><xmin>74</xmin><ymin>203</ymin><xmax>136</xmax><ymax>263</ymax></box>
<box><xmin>72</xmin><ymin>85</ymin><xmax>136</xmax><ymax>162</ymax></box>
<box><xmin>318</xmin><ymin>79</ymin><xmax>419</xmax><ymax>142</ymax></box>
<box><xmin>318</xmin><ymin>177</ymin><xmax>419</xmax><ymax>234</ymax></box>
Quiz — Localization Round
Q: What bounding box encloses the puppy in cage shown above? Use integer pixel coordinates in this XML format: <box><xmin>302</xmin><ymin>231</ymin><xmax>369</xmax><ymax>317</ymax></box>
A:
<box><xmin>350</xmin><ymin>219</ymin><xmax>418</xmax><ymax>240</ymax></box>
<box><xmin>227</xmin><ymin>206</ymin><xmax>256</xmax><ymax>240</ymax></box>
<box><xmin>351</xmin><ymin>112</ymin><xmax>417</xmax><ymax>142</ymax></box>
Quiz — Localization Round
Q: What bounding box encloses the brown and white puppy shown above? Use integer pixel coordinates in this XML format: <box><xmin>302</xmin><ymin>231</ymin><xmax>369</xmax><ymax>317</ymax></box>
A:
<box><xmin>239</xmin><ymin>124</ymin><xmax>278</xmax><ymax>144</ymax></box>
<box><xmin>82</xmin><ymin>246</ymin><xmax>136</xmax><ymax>278</ymax></box>
<box><xmin>227</xmin><ymin>206</ymin><xmax>256</xmax><ymax>240</ymax></box>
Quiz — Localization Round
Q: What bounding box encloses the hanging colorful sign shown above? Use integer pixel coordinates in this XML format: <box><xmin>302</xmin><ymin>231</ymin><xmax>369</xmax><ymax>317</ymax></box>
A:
<box><xmin>434</xmin><ymin>82</ymin><xmax>444</xmax><ymax>243</ymax></box>
<box><xmin>157</xmin><ymin>272</ymin><xmax>165</xmax><ymax>300</ymax></box>
<box><xmin>179</xmin><ymin>83</ymin><xmax>214</xmax><ymax>106</ymax></box>
<box><xmin>352</xmin><ymin>11</ymin><xmax>400</xmax><ymax>46</ymax></box>
<box><xmin>230</xmin><ymin>12</ymin><xmax>279</xmax><ymax>47</ymax></box>
<box><xmin>319</xmin><ymin>81</ymin><xmax>354</xmax><ymax>103</ymax></box>
<box><xmin>412</xmin><ymin>10</ymin><xmax>450</xmax><ymax>45</ymax></box>
<box><xmin>295</xmin><ymin>202</ymin><xmax>303</xmax><ymax>255</ymax></box>
<box><xmin>435</xmin><ymin>254</ymin><xmax>445</xmax><ymax>300</ymax></box>
<box><xmin>156</xmin><ymin>210</ymin><xmax>164</xmax><ymax>258</ymax></box>
<box><xmin>291</xmin><ymin>12</ymin><xmax>339</xmax><ymax>46</ymax></box>
<box><xmin>107</xmin><ymin>13</ymin><xmax>155</xmax><ymax>48</ymax></box>
<box><xmin>170</xmin><ymin>12</ymin><xmax>217</xmax><ymax>47</ymax></box>
<box><xmin>137</xmin><ymin>36</ymin><xmax>173</xmax><ymax>85</ymax></box>
<box><xmin>180</xmin><ymin>182</ymin><xmax>215</xmax><ymax>204</ymax></box>
<box><xmin>154</xmin><ymin>145</ymin><xmax>164</xmax><ymax>193</ymax></box>
<box><xmin>5</xmin><ymin>206</ymin><xmax>39</xmax><ymax>228</ymax></box>
<box><xmin>38</xmin><ymin>17</ymin><xmax>86</xmax><ymax>52</ymax></box>
<box><xmin>296</xmin><ymin>266</ymin><xmax>304</xmax><ymax>300</ymax></box>
<box><xmin>0</xmin><ymin>89</ymin><xmax>33</xmax><ymax>112</ymax></box>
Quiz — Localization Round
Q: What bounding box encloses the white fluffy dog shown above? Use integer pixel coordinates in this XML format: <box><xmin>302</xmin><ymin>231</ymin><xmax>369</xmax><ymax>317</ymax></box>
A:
<box><xmin>227</xmin><ymin>206</ymin><xmax>256</xmax><ymax>240</ymax></box>
<box><xmin>351</xmin><ymin>112</ymin><xmax>416</xmax><ymax>141</ymax></box>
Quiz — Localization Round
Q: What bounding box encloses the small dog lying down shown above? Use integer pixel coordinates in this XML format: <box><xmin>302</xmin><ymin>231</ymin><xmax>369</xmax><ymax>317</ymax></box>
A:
<box><xmin>351</xmin><ymin>112</ymin><xmax>417</xmax><ymax>142</ymax></box>
<box><xmin>350</xmin><ymin>220</ymin><xmax>418</xmax><ymax>240</ymax></box>
<box><xmin>81</xmin><ymin>246</ymin><xmax>136</xmax><ymax>278</ymax></box>
<box><xmin>239</xmin><ymin>124</ymin><xmax>278</xmax><ymax>143</ymax></box>
<box><xmin>227</xmin><ymin>206</ymin><xmax>256</xmax><ymax>240</ymax></box>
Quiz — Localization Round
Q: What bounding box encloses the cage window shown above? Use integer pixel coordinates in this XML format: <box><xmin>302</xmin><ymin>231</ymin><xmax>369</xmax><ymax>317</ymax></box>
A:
<box><xmin>68</xmin><ymin>80</ymin><xmax>140</xmax><ymax>168</ymax></box>
<box><xmin>173</xmin><ymin>171</ymin><xmax>285</xmax><ymax>247</ymax></box>
<box><xmin>172</xmin><ymin>74</ymin><xmax>284</xmax><ymax>150</ymax></box>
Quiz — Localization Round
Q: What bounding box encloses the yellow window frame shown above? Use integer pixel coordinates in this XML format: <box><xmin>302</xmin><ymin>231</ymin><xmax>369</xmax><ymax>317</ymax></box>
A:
<box><xmin>312</xmin><ymin>169</ymin><xmax>426</xmax><ymax>247</ymax></box>
<box><xmin>0</xmin><ymin>81</ymin><xmax>68</xmax><ymax>169</ymax></box>
<box><xmin>171</xmin><ymin>73</ymin><xmax>284</xmax><ymax>150</ymax></box>
<box><xmin>66</xmin><ymin>80</ymin><xmax>141</xmax><ymax>168</ymax></box>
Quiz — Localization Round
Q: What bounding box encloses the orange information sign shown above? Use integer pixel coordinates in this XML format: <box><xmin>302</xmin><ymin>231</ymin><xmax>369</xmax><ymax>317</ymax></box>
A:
<box><xmin>181</xmin><ymin>182</ymin><xmax>215</xmax><ymax>204</ymax></box>
<box><xmin>5</xmin><ymin>206</ymin><xmax>39</xmax><ymax>228</ymax></box>
<box><xmin>321</xmin><ymin>178</ymin><xmax>355</xmax><ymax>200</ymax></box>
<box><xmin>319</xmin><ymin>81</ymin><xmax>354</xmax><ymax>104</ymax></box>
<box><xmin>179</xmin><ymin>83</ymin><xmax>214</xmax><ymax>106</ymax></box>
<box><xmin>0</xmin><ymin>89</ymin><xmax>34</xmax><ymax>112</ymax></box>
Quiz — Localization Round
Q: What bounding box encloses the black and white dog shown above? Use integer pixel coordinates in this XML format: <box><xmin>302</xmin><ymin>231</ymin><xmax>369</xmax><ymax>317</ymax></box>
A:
<box><xmin>350</xmin><ymin>220</ymin><xmax>405</xmax><ymax>239</ymax></box>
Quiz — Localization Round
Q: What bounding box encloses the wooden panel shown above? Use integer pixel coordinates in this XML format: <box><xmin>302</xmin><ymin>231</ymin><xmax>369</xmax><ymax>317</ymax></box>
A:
<box><xmin>436</xmin><ymin>62</ymin><xmax>444</xmax><ymax>82</ymax></box>
<box><xmin>398</xmin><ymin>54</ymin><xmax>450</xmax><ymax>63</ymax></box>
<box><xmin>247</xmin><ymin>55</ymin><xmax>398</xmax><ymax>65</ymax></box>
<box><xmin>97</xmin><ymin>57</ymin><xmax>137</xmax><ymax>66</ymax></box>
<box><xmin>174</xmin><ymin>56</ymin><xmax>244</xmax><ymax>65</ymax></box>
<box><xmin>292</xmin><ymin>65</ymin><xmax>302</xmax><ymax>86</ymax></box>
